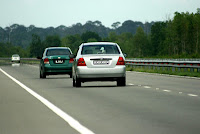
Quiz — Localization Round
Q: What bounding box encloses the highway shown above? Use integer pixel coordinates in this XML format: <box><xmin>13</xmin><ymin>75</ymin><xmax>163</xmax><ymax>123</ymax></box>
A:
<box><xmin>0</xmin><ymin>63</ymin><xmax>200</xmax><ymax>134</ymax></box>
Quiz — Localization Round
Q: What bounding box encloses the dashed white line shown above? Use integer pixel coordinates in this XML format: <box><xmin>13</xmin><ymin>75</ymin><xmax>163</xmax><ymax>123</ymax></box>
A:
<box><xmin>188</xmin><ymin>94</ymin><xmax>198</xmax><ymax>97</ymax></box>
<box><xmin>163</xmin><ymin>90</ymin><xmax>171</xmax><ymax>92</ymax></box>
<box><xmin>144</xmin><ymin>86</ymin><xmax>151</xmax><ymax>89</ymax></box>
<box><xmin>179</xmin><ymin>92</ymin><xmax>183</xmax><ymax>94</ymax></box>
<box><xmin>156</xmin><ymin>88</ymin><xmax>159</xmax><ymax>90</ymax></box>
<box><xmin>128</xmin><ymin>83</ymin><xmax>134</xmax><ymax>86</ymax></box>
<box><xmin>0</xmin><ymin>68</ymin><xmax>95</xmax><ymax>134</ymax></box>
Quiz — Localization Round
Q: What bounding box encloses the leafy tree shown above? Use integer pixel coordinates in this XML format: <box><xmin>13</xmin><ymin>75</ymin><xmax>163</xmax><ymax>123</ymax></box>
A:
<box><xmin>81</xmin><ymin>31</ymin><xmax>101</xmax><ymax>42</ymax></box>
<box><xmin>44</xmin><ymin>35</ymin><xmax>61</xmax><ymax>48</ymax></box>
<box><xmin>151</xmin><ymin>22</ymin><xmax>167</xmax><ymax>56</ymax></box>
<box><xmin>132</xmin><ymin>27</ymin><xmax>148</xmax><ymax>57</ymax></box>
<box><xmin>111</xmin><ymin>22</ymin><xmax>121</xmax><ymax>29</ymax></box>
<box><xmin>29</xmin><ymin>34</ymin><xmax>42</xmax><ymax>57</ymax></box>
<box><xmin>61</xmin><ymin>34</ymin><xmax>82</xmax><ymax>54</ymax></box>
<box><xmin>194</xmin><ymin>11</ymin><xmax>200</xmax><ymax>54</ymax></box>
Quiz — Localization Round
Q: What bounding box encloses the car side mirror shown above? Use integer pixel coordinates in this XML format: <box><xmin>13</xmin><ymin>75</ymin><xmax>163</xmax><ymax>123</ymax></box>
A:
<box><xmin>37</xmin><ymin>56</ymin><xmax>42</xmax><ymax>59</ymax></box>
<box><xmin>69</xmin><ymin>54</ymin><xmax>75</xmax><ymax>58</ymax></box>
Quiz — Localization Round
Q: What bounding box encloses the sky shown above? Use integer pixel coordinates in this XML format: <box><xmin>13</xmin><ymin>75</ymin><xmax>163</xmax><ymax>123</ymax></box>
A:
<box><xmin>0</xmin><ymin>0</ymin><xmax>199</xmax><ymax>28</ymax></box>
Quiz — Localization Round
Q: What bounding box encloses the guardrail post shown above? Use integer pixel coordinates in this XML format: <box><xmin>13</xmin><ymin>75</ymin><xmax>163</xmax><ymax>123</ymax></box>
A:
<box><xmin>148</xmin><ymin>66</ymin><xmax>151</xmax><ymax>69</ymax></box>
<box><xmin>190</xmin><ymin>68</ymin><xmax>194</xmax><ymax>72</ymax></box>
<box><xmin>167</xmin><ymin>67</ymin><xmax>170</xmax><ymax>71</ymax></box>
<box><xmin>184</xmin><ymin>68</ymin><xmax>188</xmax><ymax>72</ymax></box>
<box><xmin>162</xmin><ymin>67</ymin><xmax>165</xmax><ymax>71</ymax></box>
<box><xmin>172</xmin><ymin>67</ymin><xmax>175</xmax><ymax>72</ymax></box>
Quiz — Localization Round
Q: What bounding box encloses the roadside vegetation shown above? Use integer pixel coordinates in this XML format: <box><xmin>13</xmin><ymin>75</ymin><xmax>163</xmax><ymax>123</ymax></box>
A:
<box><xmin>0</xmin><ymin>10</ymin><xmax>200</xmax><ymax>77</ymax></box>
<box><xmin>126</xmin><ymin>66</ymin><xmax>200</xmax><ymax>78</ymax></box>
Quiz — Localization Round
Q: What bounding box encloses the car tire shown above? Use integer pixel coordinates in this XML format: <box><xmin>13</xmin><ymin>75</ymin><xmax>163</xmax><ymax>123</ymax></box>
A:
<box><xmin>117</xmin><ymin>77</ymin><xmax>126</xmax><ymax>86</ymax></box>
<box><xmin>70</xmin><ymin>73</ymin><xmax>72</xmax><ymax>78</ymax></box>
<box><xmin>75</xmin><ymin>77</ymin><xmax>81</xmax><ymax>87</ymax></box>
<box><xmin>73</xmin><ymin>77</ymin><xmax>76</xmax><ymax>87</ymax></box>
<box><xmin>40</xmin><ymin>69</ymin><xmax>46</xmax><ymax>79</ymax></box>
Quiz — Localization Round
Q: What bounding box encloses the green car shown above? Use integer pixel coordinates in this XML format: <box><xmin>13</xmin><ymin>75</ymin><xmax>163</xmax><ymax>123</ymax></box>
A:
<box><xmin>39</xmin><ymin>47</ymin><xmax>74</xmax><ymax>78</ymax></box>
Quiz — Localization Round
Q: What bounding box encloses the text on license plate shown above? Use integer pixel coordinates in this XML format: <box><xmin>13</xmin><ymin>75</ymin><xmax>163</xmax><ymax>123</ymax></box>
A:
<box><xmin>93</xmin><ymin>60</ymin><xmax>109</xmax><ymax>65</ymax></box>
<box><xmin>55</xmin><ymin>60</ymin><xmax>64</xmax><ymax>64</ymax></box>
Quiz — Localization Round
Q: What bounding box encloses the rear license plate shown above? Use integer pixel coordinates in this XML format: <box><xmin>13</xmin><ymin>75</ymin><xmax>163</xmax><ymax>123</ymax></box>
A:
<box><xmin>93</xmin><ymin>60</ymin><xmax>109</xmax><ymax>65</ymax></box>
<box><xmin>55</xmin><ymin>60</ymin><xmax>64</xmax><ymax>64</ymax></box>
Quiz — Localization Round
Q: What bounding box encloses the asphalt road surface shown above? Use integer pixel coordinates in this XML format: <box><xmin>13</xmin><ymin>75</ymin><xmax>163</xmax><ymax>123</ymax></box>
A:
<box><xmin>0</xmin><ymin>63</ymin><xmax>200</xmax><ymax>134</ymax></box>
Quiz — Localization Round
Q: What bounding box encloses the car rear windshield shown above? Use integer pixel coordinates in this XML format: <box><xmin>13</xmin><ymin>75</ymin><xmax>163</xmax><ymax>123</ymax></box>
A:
<box><xmin>46</xmin><ymin>49</ymin><xmax>71</xmax><ymax>56</ymax></box>
<box><xmin>12</xmin><ymin>55</ymin><xmax>19</xmax><ymax>57</ymax></box>
<box><xmin>81</xmin><ymin>45</ymin><xmax>120</xmax><ymax>55</ymax></box>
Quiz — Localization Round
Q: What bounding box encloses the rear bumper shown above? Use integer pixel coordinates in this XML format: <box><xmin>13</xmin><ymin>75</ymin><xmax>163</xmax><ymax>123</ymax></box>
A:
<box><xmin>44</xmin><ymin>65</ymin><xmax>72</xmax><ymax>74</ymax></box>
<box><xmin>11</xmin><ymin>58</ymin><xmax>20</xmax><ymax>62</ymax></box>
<box><xmin>76</xmin><ymin>66</ymin><xmax>126</xmax><ymax>79</ymax></box>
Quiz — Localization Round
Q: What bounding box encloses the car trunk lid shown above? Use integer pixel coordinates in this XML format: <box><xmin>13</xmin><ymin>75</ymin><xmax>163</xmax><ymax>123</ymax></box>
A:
<box><xmin>82</xmin><ymin>55</ymin><xmax>119</xmax><ymax>68</ymax></box>
<box><xmin>48</xmin><ymin>55</ymin><xmax>71</xmax><ymax>66</ymax></box>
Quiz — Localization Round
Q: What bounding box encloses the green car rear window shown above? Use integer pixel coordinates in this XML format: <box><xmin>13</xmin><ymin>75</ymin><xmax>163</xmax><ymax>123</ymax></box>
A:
<box><xmin>81</xmin><ymin>45</ymin><xmax>120</xmax><ymax>55</ymax></box>
<box><xmin>46</xmin><ymin>49</ymin><xmax>71</xmax><ymax>56</ymax></box>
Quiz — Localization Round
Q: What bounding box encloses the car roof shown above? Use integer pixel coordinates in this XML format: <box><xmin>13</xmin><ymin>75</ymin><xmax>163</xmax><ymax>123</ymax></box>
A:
<box><xmin>12</xmin><ymin>54</ymin><xmax>19</xmax><ymax>56</ymax></box>
<box><xmin>82</xmin><ymin>42</ymin><xmax>117</xmax><ymax>46</ymax></box>
<box><xmin>47</xmin><ymin>47</ymin><xmax>70</xmax><ymax>49</ymax></box>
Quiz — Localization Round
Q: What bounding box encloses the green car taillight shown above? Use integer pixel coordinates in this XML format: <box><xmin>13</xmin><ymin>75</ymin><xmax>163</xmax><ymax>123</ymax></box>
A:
<box><xmin>44</xmin><ymin>58</ymin><xmax>49</xmax><ymax>64</ymax></box>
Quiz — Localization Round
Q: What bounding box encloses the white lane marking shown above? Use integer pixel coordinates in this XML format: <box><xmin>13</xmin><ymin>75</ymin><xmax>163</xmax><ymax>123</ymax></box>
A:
<box><xmin>179</xmin><ymin>92</ymin><xmax>183</xmax><ymax>94</ymax></box>
<box><xmin>138</xmin><ymin>85</ymin><xmax>141</xmax><ymax>87</ymax></box>
<box><xmin>144</xmin><ymin>86</ymin><xmax>151</xmax><ymax>89</ymax></box>
<box><xmin>128</xmin><ymin>83</ymin><xmax>134</xmax><ymax>86</ymax></box>
<box><xmin>188</xmin><ymin>94</ymin><xmax>198</xmax><ymax>97</ymax></box>
<box><xmin>163</xmin><ymin>90</ymin><xmax>171</xmax><ymax>92</ymax></box>
<box><xmin>0</xmin><ymin>68</ymin><xmax>95</xmax><ymax>134</ymax></box>
<box><xmin>156</xmin><ymin>88</ymin><xmax>159</xmax><ymax>90</ymax></box>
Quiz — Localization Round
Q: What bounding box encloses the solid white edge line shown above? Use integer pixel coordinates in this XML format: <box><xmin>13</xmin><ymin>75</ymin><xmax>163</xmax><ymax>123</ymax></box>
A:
<box><xmin>0</xmin><ymin>68</ymin><xmax>95</xmax><ymax>134</ymax></box>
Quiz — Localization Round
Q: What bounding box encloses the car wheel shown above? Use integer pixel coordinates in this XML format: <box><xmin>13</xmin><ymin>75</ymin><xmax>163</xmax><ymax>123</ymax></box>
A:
<box><xmin>70</xmin><ymin>73</ymin><xmax>72</xmax><ymax>78</ymax></box>
<box><xmin>73</xmin><ymin>77</ymin><xmax>76</xmax><ymax>87</ymax></box>
<box><xmin>117</xmin><ymin>77</ymin><xmax>126</xmax><ymax>86</ymax></box>
<box><xmin>40</xmin><ymin>69</ymin><xmax>46</xmax><ymax>79</ymax></box>
<box><xmin>75</xmin><ymin>77</ymin><xmax>81</xmax><ymax>87</ymax></box>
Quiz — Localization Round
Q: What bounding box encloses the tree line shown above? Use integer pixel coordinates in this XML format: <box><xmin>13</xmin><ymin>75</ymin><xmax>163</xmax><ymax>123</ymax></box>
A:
<box><xmin>1</xmin><ymin>10</ymin><xmax>200</xmax><ymax>58</ymax></box>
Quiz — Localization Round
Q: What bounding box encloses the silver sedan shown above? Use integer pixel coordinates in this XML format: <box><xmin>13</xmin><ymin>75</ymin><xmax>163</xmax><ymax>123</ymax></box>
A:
<box><xmin>72</xmin><ymin>42</ymin><xmax>126</xmax><ymax>87</ymax></box>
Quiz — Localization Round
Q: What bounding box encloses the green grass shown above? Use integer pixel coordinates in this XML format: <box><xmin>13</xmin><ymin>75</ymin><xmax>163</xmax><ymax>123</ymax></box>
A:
<box><xmin>20</xmin><ymin>60</ymin><xmax>40</xmax><ymax>64</ymax></box>
<box><xmin>0</xmin><ymin>59</ymin><xmax>40</xmax><ymax>64</ymax></box>
<box><xmin>126</xmin><ymin>66</ymin><xmax>200</xmax><ymax>78</ymax></box>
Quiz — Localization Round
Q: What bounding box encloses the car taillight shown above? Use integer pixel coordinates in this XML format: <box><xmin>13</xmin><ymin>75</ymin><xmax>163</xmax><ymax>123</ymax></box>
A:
<box><xmin>77</xmin><ymin>58</ymin><xmax>86</xmax><ymax>66</ymax></box>
<box><xmin>44</xmin><ymin>58</ymin><xmax>49</xmax><ymax>64</ymax></box>
<box><xmin>69</xmin><ymin>58</ymin><xmax>74</xmax><ymax>63</ymax></box>
<box><xmin>116</xmin><ymin>57</ymin><xmax>125</xmax><ymax>65</ymax></box>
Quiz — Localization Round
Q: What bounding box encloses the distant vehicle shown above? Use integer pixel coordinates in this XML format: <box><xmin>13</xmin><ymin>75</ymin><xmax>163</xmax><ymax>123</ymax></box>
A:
<box><xmin>39</xmin><ymin>47</ymin><xmax>74</xmax><ymax>78</ymax></box>
<box><xmin>72</xmin><ymin>42</ymin><xmax>126</xmax><ymax>87</ymax></box>
<box><xmin>11</xmin><ymin>54</ymin><xmax>20</xmax><ymax>63</ymax></box>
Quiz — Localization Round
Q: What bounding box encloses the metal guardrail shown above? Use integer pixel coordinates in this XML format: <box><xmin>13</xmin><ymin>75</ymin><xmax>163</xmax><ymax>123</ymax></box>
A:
<box><xmin>0</xmin><ymin>58</ymin><xmax>39</xmax><ymax>60</ymax></box>
<box><xmin>125</xmin><ymin>59</ymin><xmax>200</xmax><ymax>72</ymax></box>
<box><xmin>1</xmin><ymin>57</ymin><xmax>200</xmax><ymax>72</ymax></box>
